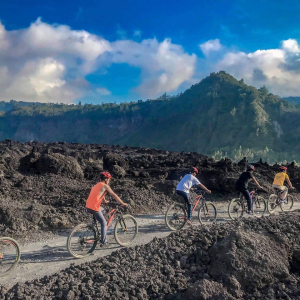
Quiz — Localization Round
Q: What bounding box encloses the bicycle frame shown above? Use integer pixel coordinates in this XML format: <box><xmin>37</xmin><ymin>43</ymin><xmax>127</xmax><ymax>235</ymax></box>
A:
<box><xmin>192</xmin><ymin>194</ymin><xmax>202</xmax><ymax>213</ymax></box>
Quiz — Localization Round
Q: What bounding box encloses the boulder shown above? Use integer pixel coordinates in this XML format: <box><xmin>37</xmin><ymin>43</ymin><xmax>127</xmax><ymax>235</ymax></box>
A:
<box><xmin>36</xmin><ymin>153</ymin><xmax>84</xmax><ymax>179</ymax></box>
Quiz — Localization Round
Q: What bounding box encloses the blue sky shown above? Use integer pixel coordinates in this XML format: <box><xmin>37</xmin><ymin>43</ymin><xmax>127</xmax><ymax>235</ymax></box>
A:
<box><xmin>1</xmin><ymin>0</ymin><xmax>300</xmax><ymax>103</ymax></box>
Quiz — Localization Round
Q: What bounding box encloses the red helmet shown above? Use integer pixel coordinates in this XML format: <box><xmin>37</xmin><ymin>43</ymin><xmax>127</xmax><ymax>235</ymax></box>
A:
<box><xmin>101</xmin><ymin>171</ymin><xmax>112</xmax><ymax>179</ymax></box>
<box><xmin>247</xmin><ymin>165</ymin><xmax>255</xmax><ymax>171</ymax></box>
<box><xmin>280</xmin><ymin>166</ymin><xmax>287</xmax><ymax>170</ymax></box>
<box><xmin>191</xmin><ymin>167</ymin><xmax>199</xmax><ymax>174</ymax></box>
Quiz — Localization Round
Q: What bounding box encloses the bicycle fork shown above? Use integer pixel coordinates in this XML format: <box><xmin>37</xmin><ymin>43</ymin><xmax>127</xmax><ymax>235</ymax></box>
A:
<box><xmin>119</xmin><ymin>218</ymin><xmax>128</xmax><ymax>232</ymax></box>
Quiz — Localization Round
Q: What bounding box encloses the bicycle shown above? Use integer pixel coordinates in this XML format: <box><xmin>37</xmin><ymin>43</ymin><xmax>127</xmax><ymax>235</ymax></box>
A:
<box><xmin>67</xmin><ymin>205</ymin><xmax>138</xmax><ymax>258</ymax></box>
<box><xmin>228</xmin><ymin>189</ymin><xmax>267</xmax><ymax>220</ymax></box>
<box><xmin>267</xmin><ymin>187</ymin><xmax>294</xmax><ymax>214</ymax></box>
<box><xmin>165</xmin><ymin>190</ymin><xmax>217</xmax><ymax>231</ymax></box>
<box><xmin>0</xmin><ymin>237</ymin><xmax>21</xmax><ymax>276</ymax></box>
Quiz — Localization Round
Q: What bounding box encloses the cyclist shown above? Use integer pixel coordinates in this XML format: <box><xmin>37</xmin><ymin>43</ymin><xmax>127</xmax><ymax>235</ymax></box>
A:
<box><xmin>272</xmin><ymin>166</ymin><xmax>294</xmax><ymax>202</ymax></box>
<box><xmin>236</xmin><ymin>165</ymin><xmax>263</xmax><ymax>215</ymax></box>
<box><xmin>86</xmin><ymin>171</ymin><xmax>127</xmax><ymax>246</ymax></box>
<box><xmin>176</xmin><ymin>167</ymin><xmax>211</xmax><ymax>225</ymax></box>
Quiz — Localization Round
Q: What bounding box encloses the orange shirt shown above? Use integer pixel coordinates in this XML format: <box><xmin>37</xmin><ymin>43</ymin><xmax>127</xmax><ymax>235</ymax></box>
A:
<box><xmin>86</xmin><ymin>182</ymin><xmax>107</xmax><ymax>211</ymax></box>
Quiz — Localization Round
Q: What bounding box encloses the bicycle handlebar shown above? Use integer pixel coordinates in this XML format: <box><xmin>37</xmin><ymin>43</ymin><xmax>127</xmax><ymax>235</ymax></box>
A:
<box><xmin>194</xmin><ymin>189</ymin><xmax>207</xmax><ymax>196</ymax></box>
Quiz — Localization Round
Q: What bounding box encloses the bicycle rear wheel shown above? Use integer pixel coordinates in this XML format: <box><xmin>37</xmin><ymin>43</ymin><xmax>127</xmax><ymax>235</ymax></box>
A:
<box><xmin>114</xmin><ymin>215</ymin><xmax>138</xmax><ymax>247</ymax></box>
<box><xmin>267</xmin><ymin>194</ymin><xmax>278</xmax><ymax>214</ymax></box>
<box><xmin>165</xmin><ymin>203</ymin><xmax>187</xmax><ymax>231</ymax></box>
<box><xmin>280</xmin><ymin>194</ymin><xmax>294</xmax><ymax>212</ymax></box>
<box><xmin>198</xmin><ymin>202</ymin><xmax>217</xmax><ymax>224</ymax></box>
<box><xmin>253</xmin><ymin>196</ymin><xmax>267</xmax><ymax>217</ymax></box>
<box><xmin>67</xmin><ymin>224</ymin><xmax>97</xmax><ymax>258</ymax></box>
<box><xmin>228</xmin><ymin>198</ymin><xmax>245</xmax><ymax>220</ymax></box>
<box><xmin>0</xmin><ymin>237</ymin><xmax>21</xmax><ymax>276</ymax></box>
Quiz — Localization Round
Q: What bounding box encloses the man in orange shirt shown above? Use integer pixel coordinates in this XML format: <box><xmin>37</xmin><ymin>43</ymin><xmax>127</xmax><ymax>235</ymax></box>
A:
<box><xmin>86</xmin><ymin>171</ymin><xmax>127</xmax><ymax>245</ymax></box>
<box><xmin>272</xmin><ymin>166</ymin><xmax>294</xmax><ymax>201</ymax></box>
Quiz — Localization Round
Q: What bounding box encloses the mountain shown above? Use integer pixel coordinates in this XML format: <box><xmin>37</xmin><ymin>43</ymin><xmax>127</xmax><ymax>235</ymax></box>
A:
<box><xmin>284</xmin><ymin>96</ymin><xmax>300</xmax><ymax>104</ymax></box>
<box><xmin>0</xmin><ymin>100</ymin><xmax>45</xmax><ymax>112</ymax></box>
<box><xmin>1</xmin><ymin>71</ymin><xmax>300</xmax><ymax>163</ymax></box>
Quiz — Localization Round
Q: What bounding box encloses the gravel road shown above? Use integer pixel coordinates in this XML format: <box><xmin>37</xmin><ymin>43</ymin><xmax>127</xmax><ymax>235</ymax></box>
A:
<box><xmin>1</xmin><ymin>200</ymin><xmax>299</xmax><ymax>287</ymax></box>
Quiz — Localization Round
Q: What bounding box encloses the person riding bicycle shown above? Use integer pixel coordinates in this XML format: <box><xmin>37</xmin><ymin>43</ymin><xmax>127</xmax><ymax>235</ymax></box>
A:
<box><xmin>86</xmin><ymin>171</ymin><xmax>128</xmax><ymax>246</ymax></box>
<box><xmin>176</xmin><ymin>167</ymin><xmax>211</xmax><ymax>225</ymax></box>
<box><xmin>272</xmin><ymin>166</ymin><xmax>294</xmax><ymax>202</ymax></box>
<box><xmin>236</xmin><ymin>165</ymin><xmax>263</xmax><ymax>215</ymax></box>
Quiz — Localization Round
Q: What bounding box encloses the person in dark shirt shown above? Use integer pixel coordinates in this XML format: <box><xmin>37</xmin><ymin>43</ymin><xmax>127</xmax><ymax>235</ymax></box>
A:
<box><xmin>236</xmin><ymin>165</ymin><xmax>263</xmax><ymax>215</ymax></box>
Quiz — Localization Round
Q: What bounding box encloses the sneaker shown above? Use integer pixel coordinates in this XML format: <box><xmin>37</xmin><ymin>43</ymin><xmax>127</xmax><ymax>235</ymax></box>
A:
<box><xmin>247</xmin><ymin>211</ymin><xmax>253</xmax><ymax>215</ymax></box>
<box><xmin>186</xmin><ymin>220</ymin><xmax>193</xmax><ymax>226</ymax></box>
<box><xmin>99</xmin><ymin>242</ymin><xmax>109</xmax><ymax>248</ymax></box>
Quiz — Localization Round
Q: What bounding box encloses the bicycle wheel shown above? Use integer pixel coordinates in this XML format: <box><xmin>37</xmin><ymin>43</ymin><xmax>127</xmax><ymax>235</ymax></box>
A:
<box><xmin>165</xmin><ymin>203</ymin><xmax>187</xmax><ymax>231</ymax></box>
<box><xmin>67</xmin><ymin>224</ymin><xmax>97</xmax><ymax>258</ymax></box>
<box><xmin>228</xmin><ymin>198</ymin><xmax>245</xmax><ymax>220</ymax></box>
<box><xmin>114</xmin><ymin>215</ymin><xmax>138</xmax><ymax>247</ymax></box>
<box><xmin>267</xmin><ymin>194</ymin><xmax>278</xmax><ymax>214</ymax></box>
<box><xmin>198</xmin><ymin>202</ymin><xmax>217</xmax><ymax>224</ymax></box>
<box><xmin>253</xmin><ymin>196</ymin><xmax>267</xmax><ymax>217</ymax></box>
<box><xmin>0</xmin><ymin>237</ymin><xmax>21</xmax><ymax>276</ymax></box>
<box><xmin>280</xmin><ymin>194</ymin><xmax>294</xmax><ymax>212</ymax></box>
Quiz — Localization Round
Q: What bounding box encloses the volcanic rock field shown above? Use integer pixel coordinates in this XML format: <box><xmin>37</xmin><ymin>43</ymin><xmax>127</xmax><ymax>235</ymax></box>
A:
<box><xmin>1</xmin><ymin>140</ymin><xmax>300</xmax><ymax>299</ymax></box>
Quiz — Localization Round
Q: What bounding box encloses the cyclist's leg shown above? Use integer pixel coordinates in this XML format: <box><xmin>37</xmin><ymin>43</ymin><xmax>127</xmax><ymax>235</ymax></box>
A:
<box><xmin>176</xmin><ymin>190</ymin><xmax>192</xmax><ymax>220</ymax></box>
<box><xmin>86</xmin><ymin>208</ymin><xmax>107</xmax><ymax>243</ymax></box>
<box><xmin>282</xmin><ymin>186</ymin><xmax>288</xmax><ymax>200</ymax></box>
<box><xmin>240</xmin><ymin>189</ymin><xmax>252</xmax><ymax>212</ymax></box>
<box><xmin>272</xmin><ymin>185</ymin><xmax>287</xmax><ymax>200</ymax></box>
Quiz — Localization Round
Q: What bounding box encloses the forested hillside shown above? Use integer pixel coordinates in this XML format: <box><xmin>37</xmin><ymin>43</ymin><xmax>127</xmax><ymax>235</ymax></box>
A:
<box><xmin>1</xmin><ymin>71</ymin><xmax>300</xmax><ymax>163</ymax></box>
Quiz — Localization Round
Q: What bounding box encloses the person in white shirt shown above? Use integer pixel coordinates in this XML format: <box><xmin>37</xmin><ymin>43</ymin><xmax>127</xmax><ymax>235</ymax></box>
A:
<box><xmin>176</xmin><ymin>167</ymin><xmax>211</xmax><ymax>225</ymax></box>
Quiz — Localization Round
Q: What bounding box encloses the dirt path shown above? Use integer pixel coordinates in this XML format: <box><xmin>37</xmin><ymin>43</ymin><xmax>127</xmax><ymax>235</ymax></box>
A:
<box><xmin>1</xmin><ymin>200</ymin><xmax>299</xmax><ymax>288</ymax></box>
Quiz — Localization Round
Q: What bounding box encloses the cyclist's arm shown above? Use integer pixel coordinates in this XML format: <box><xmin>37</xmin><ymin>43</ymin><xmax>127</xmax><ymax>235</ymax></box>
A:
<box><xmin>252</xmin><ymin>176</ymin><xmax>263</xmax><ymax>189</ymax></box>
<box><xmin>287</xmin><ymin>178</ymin><xmax>294</xmax><ymax>189</ymax></box>
<box><xmin>102</xmin><ymin>196</ymin><xmax>110</xmax><ymax>204</ymax></box>
<box><xmin>104</xmin><ymin>185</ymin><xmax>128</xmax><ymax>206</ymax></box>
<box><xmin>197</xmin><ymin>183</ymin><xmax>211</xmax><ymax>194</ymax></box>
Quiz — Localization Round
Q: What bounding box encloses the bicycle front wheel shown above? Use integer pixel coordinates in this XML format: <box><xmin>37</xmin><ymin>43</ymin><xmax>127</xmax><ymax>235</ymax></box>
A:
<box><xmin>114</xmin><ymin>215</ymin><xmax>138</xmax><ymax>247</ymax></box>
<box><xmin>67</xmin><ymin>224</ymin><xmax>97</xmax><ymax>258</ymax></box>
<box><xmin>280</xmin><ymin>194</ymin><xmax>294</xmax><ymax>212</ymax></box>
<box><xmin>228</xmin><ymin>198</ymin><xmax>245</xmax><ymax>220</ymax></box>
<box><xmin>165</xmin><ymin>203</ymin><xmax>187</xmax><ymax>231</ymax></box>
<box><xmin>0</xmin><ymin>237</ymin><xmax>21</xmax><ymax>276</ymax></box>
<box><xmin>267</xmin><ymin>194</ymin><xmax>278</xmax><ymax>214</ymax></box>
<box><xmin>253</xmin><ymin>196</ymin><xmax>267</xmax><ymax>217</ymax></box>
<box><xmin>198</xmin><ymin>202</ymin><xmax>217</xmax><ymax>225</ymax></box>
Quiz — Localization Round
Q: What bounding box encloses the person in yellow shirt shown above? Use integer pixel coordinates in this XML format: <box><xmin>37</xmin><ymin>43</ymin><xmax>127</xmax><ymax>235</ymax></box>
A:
<box><xmin>272</xmin><ymin>166</ymin><xmax>294</xmax><ymax>201</ymax></box>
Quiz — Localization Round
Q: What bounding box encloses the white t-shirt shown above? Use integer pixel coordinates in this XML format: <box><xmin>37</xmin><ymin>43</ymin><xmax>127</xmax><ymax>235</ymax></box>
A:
<box><xmin>176</xmin><ymin>174</ymin><xmax>201</xmax><ymax>193</ymax></box>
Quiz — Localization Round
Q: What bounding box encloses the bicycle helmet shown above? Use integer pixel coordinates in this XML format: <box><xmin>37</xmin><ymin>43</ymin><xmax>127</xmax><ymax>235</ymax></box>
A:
<box><xmin>191</xmin><ymin>167</ymin><xmax>199</xmax><ymax>174</ymax></box>
<box><xmin>100</xmin><ymin>171</ymin><xmax>112</xmax><ymax>179</ymax></box>
<box><xmin>247</xmin><ymin>165</ymin><xmax>255</xmax><ymax>171</ymax></box>
<box><xmin>280</xmin><ymin>166</ymin><xmax>287</xmax><ymax>170</ymax></box>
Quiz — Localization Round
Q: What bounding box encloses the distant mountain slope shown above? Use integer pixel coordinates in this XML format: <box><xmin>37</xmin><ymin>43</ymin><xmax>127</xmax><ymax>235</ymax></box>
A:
<box><xmin>1</xmin><ymin>71</ymin><xmax>300</xmax><ymax>163</ymax></box>
<box><xmin>0</xmin><ymin>100</ymin><xmax>45</xmax><ymax>112</ymax></box>
<box><xmin>284</xmin><ymin>96</ymin><xmax>300</xmax><ymax>104</ymax></box>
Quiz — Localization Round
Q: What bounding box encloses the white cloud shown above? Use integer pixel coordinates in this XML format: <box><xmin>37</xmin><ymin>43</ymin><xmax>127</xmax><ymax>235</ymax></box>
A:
<box><xmin>0</xmin><ymin>19</ymin><xmax>196</xmax><ymax>103</ymax></box>
<box><xmin>215</xmin><ymin>39</ymin><xmax>300</xmax><ymax>96</ymax></box>
<box><xmin>111</xmin><ymin>38</ymin><xmax>196</xmax><ymax>97</ymax></box>
<box><xmin>200</xmin><ymin>39</ymin><xmax>222</xmax><ymax>56</ymax></box>
<box><xmin>96</xmin><ymin>88</ymin><xmax>111</xmax><ymax>95</ymax></box>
